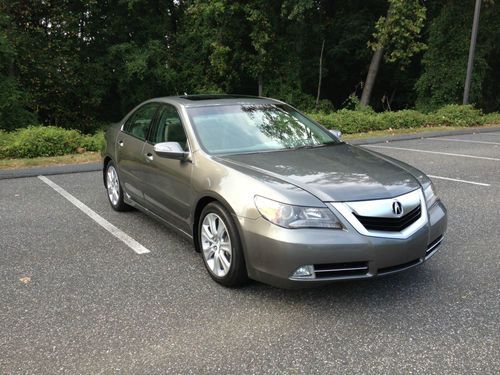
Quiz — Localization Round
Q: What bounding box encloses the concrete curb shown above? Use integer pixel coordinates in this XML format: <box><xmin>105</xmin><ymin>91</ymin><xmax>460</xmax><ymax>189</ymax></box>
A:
<box><xmin>1</xmin><ymin>125</ymin><xmax>499</xmax><ymax>180</ymax></box>
<box><xmin>0</xmin><ymin>162</ymin><xmax>102</xmax><ymax>180</ymax></box>
<box><xmin>348</xmin><ymin>125</ymin><xmax>500</xmax><ymax>145</ymax></box>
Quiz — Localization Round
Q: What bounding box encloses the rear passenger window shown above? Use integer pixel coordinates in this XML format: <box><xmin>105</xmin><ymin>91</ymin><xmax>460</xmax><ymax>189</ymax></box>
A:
<box><xmin>123</xmin><ymin>103</ymin><xmax>159</xmax><ymax>140</ymax></box>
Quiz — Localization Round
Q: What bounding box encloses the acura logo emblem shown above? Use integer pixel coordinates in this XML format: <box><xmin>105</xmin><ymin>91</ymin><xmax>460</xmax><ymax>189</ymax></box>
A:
<box><xmin>392</xmin><ymin>200</ymin><xmax>403</xmax><ymax>216</ymax></box>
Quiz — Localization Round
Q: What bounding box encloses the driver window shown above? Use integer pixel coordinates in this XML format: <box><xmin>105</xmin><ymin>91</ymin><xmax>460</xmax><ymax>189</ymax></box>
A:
<box><xmin>150</xmin><ymin>105</ymin><xmax>188</xmax><ymax>150</ymax></box>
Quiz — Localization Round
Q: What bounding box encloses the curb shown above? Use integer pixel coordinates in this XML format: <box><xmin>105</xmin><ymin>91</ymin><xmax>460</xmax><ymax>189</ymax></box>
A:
<box><xmin>348</xmin><ymin>125</ymin><xmax>500</xmax><ymax>145</ymax></box>
<box><xmin>1</xmin><ymin>125</ymin><xmax>499</xmax><ymax>180</ymax></box>
<box><xmin>0</xmin><ymin>162</ymin><xmax>102</xmax><ymax>180</ymax></box>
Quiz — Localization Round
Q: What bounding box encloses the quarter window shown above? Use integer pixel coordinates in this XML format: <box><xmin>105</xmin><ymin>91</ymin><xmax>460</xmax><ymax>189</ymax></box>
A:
<box><xmin>123</xmin><ymin>103</ymin><xmax>159</xmax><ymax>141</ymax></box>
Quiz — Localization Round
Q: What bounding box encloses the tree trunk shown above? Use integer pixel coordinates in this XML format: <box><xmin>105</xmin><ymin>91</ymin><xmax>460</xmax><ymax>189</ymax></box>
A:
<box><xmin>316</xmin><ymin>39</ymin><xmax>325</xmax><ymax>106</ymax></box>
<box><xmin>258</xmin><ymin>74</ymin><xmax>263</xmax><ymax>96</ymax></box>
<box><xmin>361</xmin><ymin>47</ymin><xmax>384</xmax><ymax>106</ymax></box>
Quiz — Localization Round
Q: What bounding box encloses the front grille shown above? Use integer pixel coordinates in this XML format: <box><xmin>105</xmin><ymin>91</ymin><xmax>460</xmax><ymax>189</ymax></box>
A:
<box><xmin>313</xmin><ymin>262</ymin><xmax>369</xmax><ymax>279</ymax></box>
<box><xmin>378</xmin><ymin>258</ymin><xmax>421</xmax><ymax>275</ymax></box>
<box><xmin>354</xmin><ymin>205</ymin><xmax>421</xmax><ymax>232</ymax></box>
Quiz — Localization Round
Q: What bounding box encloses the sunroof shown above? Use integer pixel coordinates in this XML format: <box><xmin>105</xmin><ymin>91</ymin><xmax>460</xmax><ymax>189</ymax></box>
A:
<box><xmin>179</xmin><ymin>94</ymin><xmax>258</xmax><ymax>101</ymax></box>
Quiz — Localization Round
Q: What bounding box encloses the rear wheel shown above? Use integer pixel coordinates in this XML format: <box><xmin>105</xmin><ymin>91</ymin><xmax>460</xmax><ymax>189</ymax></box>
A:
<box><xmin>199</xmin><ymin>202</ymin><xmax>248</xmax><ymax>287</ymax></box>
<box><xmin>105</xmin><ymin>162</ymin><xmax>131</xmax><ymax>211</ymax></box>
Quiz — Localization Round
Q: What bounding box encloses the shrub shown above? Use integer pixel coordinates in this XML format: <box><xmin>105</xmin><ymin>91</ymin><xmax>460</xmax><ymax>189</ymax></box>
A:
<box><xmin>428</xmin><ymin>104</ymin><xmax>484</xmax><ymax>127</ymax></box>
<box><xmin>309</xmin><ymin>105</ymin><xmax>491</xmax><ymax>134</ymax></box>
<box><xmin>0</xmin><ymin>126</ymin><xmax>104</xmax><ymax>159</ymax></box>
<box><xmin>482</xmin><ymin>112</ymin><xmax>500</xmax><ymax>125</ymax></box>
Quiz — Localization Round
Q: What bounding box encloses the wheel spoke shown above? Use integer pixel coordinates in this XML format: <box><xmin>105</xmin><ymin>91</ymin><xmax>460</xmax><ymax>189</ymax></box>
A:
<box><xmin>202</xmin><ymin>224</ymin><xmax>214</xmax><ymax>241</ymax></box>
<box><xmin>209</xmin><ymin>216</ymin><xmax>218</xmax><ymax>237</ymax></box>
<box><xmin>213</xmin><ymin>253</ymin><xmax>221</xmax><ymax>275</ymax></box>
<box><xmin>219</xmin><ymin>252</ymin><xmax>230</xmax><ymax>273</ymax></box>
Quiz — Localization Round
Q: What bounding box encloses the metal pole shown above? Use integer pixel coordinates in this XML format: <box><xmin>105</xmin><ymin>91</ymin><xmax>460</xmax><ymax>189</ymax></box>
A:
<box><xmin>463</xmin><ymin>0</ymin><xmax>482</xmax><ymax>104</ymax></box>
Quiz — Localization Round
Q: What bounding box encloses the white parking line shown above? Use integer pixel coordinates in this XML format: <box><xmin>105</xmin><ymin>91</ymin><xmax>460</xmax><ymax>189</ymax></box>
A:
<box><xmin>427</xmin><ymin>138</ymin><xmax>500</xmax><ymax>145</ymax></box>
<box><xmin>38</xmin><ymin>175</ymin><xmax>150</xmax><ymax>254</ymax></box>
<box><xmin>364</xmin><ymin>145</ymin><xmax>500</xmax><ymax>161</ymax></box>
<box><xmin>428</xmin><ymin>175</ymin><xmax>490</xmax><ymax>187</ymax></box>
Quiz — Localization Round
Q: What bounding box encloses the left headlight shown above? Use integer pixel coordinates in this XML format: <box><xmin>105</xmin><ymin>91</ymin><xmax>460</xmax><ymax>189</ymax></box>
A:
<box><xmin>423</xmin><ymin>182</ymin><xmax>439</xmax><ymax>208</ymax></box>
<box><xmin>254</xmin><ymin>196</ymin><xmax>342</xmax><ymax>229</ymax></box>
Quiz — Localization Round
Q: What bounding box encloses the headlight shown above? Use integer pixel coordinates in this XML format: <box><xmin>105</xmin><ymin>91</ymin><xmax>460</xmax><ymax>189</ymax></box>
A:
<box><xmin>423</xmin><ymin>182</ymin><xmax>438</xmax><ymax>208</ymax></box>
<box><xmin>254</xmin><ymin>196</ymin><xmax>342</xmax><ymax>229</ymax></box>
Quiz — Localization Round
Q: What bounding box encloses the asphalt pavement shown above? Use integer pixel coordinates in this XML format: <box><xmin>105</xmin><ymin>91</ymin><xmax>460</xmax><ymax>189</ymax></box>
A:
<box><xmin>0</xmin><ymin>132</ymin><xmax>499</xmax><ymax>374</ymax></box>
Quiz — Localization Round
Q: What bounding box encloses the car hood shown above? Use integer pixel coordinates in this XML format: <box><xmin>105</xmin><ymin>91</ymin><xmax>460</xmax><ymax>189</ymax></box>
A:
<box><xmin>218</xmin><ymin>143</ymin><xmax>421</xmax><ymax>202</ymax></box>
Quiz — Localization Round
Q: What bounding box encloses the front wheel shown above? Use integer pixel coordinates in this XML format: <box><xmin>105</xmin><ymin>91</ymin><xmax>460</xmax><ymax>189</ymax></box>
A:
<box><xmin>105</xmin><ymin>162</ymin><xmax>131</xmax><ymax>212</ymax></box>
<box><xmin>199</xmin><ymin>202</ymin><xmax>248</xmax><ymax>287</ymax></box>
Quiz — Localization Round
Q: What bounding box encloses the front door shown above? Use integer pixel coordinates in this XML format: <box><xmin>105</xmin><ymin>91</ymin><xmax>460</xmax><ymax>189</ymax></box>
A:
<box><xmin>141</xmin><ymin>104</ymin><xmax>194</xmax><ymax>233</ymax></box>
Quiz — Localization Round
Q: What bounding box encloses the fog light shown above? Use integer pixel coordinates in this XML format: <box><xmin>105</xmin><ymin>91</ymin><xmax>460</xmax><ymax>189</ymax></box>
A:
<box><xmin>291</xmin><ymin>265</ymin><xmax>315</xmax><ymax>279</ymax></box>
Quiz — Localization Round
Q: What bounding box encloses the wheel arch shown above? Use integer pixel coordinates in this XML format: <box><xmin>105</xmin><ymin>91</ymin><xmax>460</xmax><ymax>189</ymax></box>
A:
<box><xmin>192</xmin><ymin>192</ymin><xmax>241</xmax><ymax>253</ymax></box>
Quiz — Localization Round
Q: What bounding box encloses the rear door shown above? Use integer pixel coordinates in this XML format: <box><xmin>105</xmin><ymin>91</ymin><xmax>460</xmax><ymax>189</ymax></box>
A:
<box><xmin>141</xmin><ymin>104</ymin><xmax>194</xmax><ymax>233</ymax></box>
<box><xmin>116</xmin><ymin>102</ymin><xmax>160</xmax><ymax>203</ymax></box>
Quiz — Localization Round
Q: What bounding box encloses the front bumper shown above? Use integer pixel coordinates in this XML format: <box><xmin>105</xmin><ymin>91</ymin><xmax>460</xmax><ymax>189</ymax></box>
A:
<box><xmin>238</xmin><ymin>200</ymin><xmax>447</xmax><ymax>289</ymax></box>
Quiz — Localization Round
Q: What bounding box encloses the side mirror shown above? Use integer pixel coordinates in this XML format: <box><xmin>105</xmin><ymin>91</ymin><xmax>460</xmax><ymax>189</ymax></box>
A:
<box><xmin>330</xmin><ymin>129</ymin><xmax>342</xmax><ymax>139</ymax></box>
<box><xmin>154</xmin><ymin>142</ymin><xmax>188</xmax><ymax>160</ymax></box>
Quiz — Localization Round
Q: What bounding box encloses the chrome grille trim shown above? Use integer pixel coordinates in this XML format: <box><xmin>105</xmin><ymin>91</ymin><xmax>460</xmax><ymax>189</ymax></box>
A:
<box><xmin>329</xmin><ymin>189</ymin><xmax>428</xmax><ymax>239</ymax></box>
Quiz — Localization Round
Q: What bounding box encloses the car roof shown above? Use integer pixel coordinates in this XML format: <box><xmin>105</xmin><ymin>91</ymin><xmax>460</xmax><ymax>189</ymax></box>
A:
<box><xmin>150</xmin><ymin>94</ymin><xmax>284</xmax><ymax>108</ymax></box>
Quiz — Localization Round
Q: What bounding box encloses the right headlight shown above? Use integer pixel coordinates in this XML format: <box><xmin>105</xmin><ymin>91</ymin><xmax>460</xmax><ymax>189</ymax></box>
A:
<box><xmin>423</xmin><ymin>182</ymin><xmax>439</xmax><ymax>208</ymax></box>
<box><xmin>254</xmin><ymin>196</ymin><xmax>342</xmax><ymax>229</ymax></box>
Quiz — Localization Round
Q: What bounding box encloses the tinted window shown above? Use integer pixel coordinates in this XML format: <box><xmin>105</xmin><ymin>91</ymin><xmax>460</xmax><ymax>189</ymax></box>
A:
<box><xmin>149</xmin><ymin>104</ymin><xmax>188</xmax><ymax>150</ymax></box>
<box><xmin>123</xmin><ymin>103</ymin><xmax>159</xmax><ymax>140</ymax></box>
<box><xmin>187</xmin><ymin>104</ymin><xmax>338</xmax><ymax>155</ymax></box>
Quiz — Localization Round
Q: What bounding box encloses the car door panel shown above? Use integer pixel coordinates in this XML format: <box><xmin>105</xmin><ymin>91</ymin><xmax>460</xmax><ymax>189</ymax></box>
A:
<box><xmin>141</xmin><ymin>104</ymin><xmax>194</xmax><ymax>233</ymax></box>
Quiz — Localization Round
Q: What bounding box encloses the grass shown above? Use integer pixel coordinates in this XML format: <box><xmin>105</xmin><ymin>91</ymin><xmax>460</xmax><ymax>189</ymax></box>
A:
<box><xmin>0</xmin><ymin>151</ymin><xmax>101</xmax><ymax>170</ymax></box>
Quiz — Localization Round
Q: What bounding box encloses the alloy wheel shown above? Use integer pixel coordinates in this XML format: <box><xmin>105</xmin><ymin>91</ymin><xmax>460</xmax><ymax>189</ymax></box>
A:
<box><xmin>201</xmin><ymin>213</ymin><xmax>232</xmax><ymax>277</ymax></box>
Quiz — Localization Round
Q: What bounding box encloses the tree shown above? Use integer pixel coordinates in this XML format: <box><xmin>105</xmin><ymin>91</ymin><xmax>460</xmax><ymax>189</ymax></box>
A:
<box><xmin>416</xmin><ymin>0</ymin><xmax>500</xmax><ymax>111</ymax></box>
<box><xmin>360</xmin><ymin>0</ymin><xmax>427</xmax><ymax>106</ymax></box>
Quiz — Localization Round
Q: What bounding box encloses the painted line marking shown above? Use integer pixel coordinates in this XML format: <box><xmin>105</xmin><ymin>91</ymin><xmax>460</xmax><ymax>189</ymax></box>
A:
<box><xmin>427</xmin><ymin>138</ymin><xmax>500</xmax><ymax>145</ymax></box>
<box><xmin>38</xmin><ymin>175</ymin><xmax>150</xmax><ymax>254</ymax></box>
<box><xmin>364</xmin><ymin>145</ymin><xmax>500</xmax><ymax>161</ymax></box>
<box><xmin>427</xmin><ymin>175</ymin><xmax>490</xmax><ymax>187</ymax></box>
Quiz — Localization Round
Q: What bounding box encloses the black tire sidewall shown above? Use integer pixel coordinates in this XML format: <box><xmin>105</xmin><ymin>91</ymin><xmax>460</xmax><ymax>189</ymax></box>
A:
<box><xmin>198</xmin><ymin>202</ymin><xmax>247</xmax><ymax>287</ymax></box>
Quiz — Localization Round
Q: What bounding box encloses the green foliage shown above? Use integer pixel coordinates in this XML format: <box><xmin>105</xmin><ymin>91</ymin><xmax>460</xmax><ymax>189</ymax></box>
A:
<box><xmin>428</xmin><ymin>104</ymin><xmax>485</xmax><ymax>127</ymax></box>
<box><xmin>0</xmin><ymin>12</ymin><xmax>36</xmax><ymax>130</ymax></box>
<box><xmin>0</xmin><ymin>126</ymin><xmax>103</xmax><ymax>159</ymax></box>
<box><xmin>483</xmin><ymin>112</ymin><xmax>500</xmax><ymax>124</ymax></box>
<box><xmin>416</xmin><ymin>1</ymin><xmax>500</xmax><ymax>111</ymax></box>
<box><xmin>370</xmin><ymin>0</ymin><xmax>427</xmax><ymax>66</ymax></box>
<box><xmin>309</xmin><ymin>105</ymin><xmax>489</xmax><ymax>134</ymax></box>
<box><xmin>0</xmin><ymin>0</ymin><xmax>499</xmax><ymax>135</ymax></box>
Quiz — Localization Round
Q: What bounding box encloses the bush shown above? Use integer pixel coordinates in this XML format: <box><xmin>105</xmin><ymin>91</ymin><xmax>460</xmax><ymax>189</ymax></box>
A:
<box><xmin>483</xmin><ymin>112</ymin><xmax>500</xmax><ymax>124</ymax></box>
<box><xmin>309</xmin><ymin>105</ymin><xmax>490</xmax><ymax>134</ymax></box>
<box><xmin>428</xmin><ymin>104</ymin><xmax>484</xmax><ymax>127</ymax></box>
<box><xmin>0</xmin><ymin>126</ymin><xmax>104</xmax><ymax>159</ymax></box>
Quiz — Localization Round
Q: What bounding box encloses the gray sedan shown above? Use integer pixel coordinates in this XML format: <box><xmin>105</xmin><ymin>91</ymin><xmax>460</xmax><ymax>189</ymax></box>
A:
<box><xmin>102</xmin><ymin>95</ymin><xmax>447</xmax><ymax>288</ymax></box>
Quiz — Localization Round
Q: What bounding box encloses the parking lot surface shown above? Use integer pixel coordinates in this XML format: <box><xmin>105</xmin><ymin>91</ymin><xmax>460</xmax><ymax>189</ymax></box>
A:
<box><xmin>1</xmin><ymin>132</ymin><xmax>499</xmax><ymax>374</ymax></box>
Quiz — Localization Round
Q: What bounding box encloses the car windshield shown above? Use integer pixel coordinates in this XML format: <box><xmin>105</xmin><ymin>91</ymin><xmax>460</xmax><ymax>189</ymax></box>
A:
<box><xmin>187</xmin><ymin>104</ymin><xmax>340</xmax><ymax>155</ymax></box>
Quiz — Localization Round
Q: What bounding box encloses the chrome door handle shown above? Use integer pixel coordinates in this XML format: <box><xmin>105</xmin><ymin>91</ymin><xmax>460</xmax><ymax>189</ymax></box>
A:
<box><xmin>118</xmin><ymin>140</ymin><xmax>124</xmax><ymax>147</ymax></box>
<box><xmin>146</xmin><ymin>153</ymin><xmax>153</xmax><ymax>161</ymax></box>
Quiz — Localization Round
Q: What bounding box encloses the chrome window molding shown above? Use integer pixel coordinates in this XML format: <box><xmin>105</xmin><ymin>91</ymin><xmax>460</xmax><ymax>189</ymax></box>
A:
<box><xmin>329</xmin><ymin>189</ymin><xmax>428</xmax><ymax>239</ymax></box>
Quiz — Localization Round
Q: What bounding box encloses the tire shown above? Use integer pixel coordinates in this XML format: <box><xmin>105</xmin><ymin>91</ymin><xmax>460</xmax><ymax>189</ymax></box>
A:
<box><xmin>198</xmin><ymin>202</ymin><xmax>248</xmax><ymax>287</ymax></box>
<box><xmin>105</xmin><ymin>161</ymin><xmax>131</xmax><ymax>212</ymax></box>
